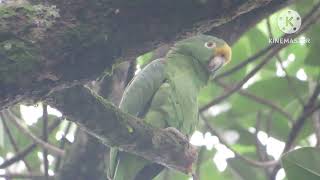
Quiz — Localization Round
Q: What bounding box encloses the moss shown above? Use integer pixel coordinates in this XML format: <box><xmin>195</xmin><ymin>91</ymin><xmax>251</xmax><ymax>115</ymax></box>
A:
<box><xmin>0</xmin><ymin>3</ymin><xmax>60</xmax><ymax>84</ymax></box>
<box><xmin>0</xmin><ymin>3</ymin><xmax>60</xmax><ymax>31</ymax></box>
<box><xmin>62</xmin><ymin>24</ymin><xmax>109</xmax><ymax>50</ymax></box>
<box><xmin>0</xmin><ymin>4</ymin><xmax>34</xmax><ymax>21</ymax></box>
<box><xmin>0</xmin><ymin>6</ymin><xmax>17</xmax><ymax>18</ymax></box>
<box><xmin>0</xmin><ymin>40</ymin><xmax>40</xmax><ymax>83</ymax></box>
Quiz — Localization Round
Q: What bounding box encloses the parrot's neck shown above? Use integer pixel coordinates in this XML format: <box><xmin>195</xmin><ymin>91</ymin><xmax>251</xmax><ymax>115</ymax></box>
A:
<box><xmin>165</xmin><ymin>51</ymin><xmax>209</xmax><ymax>92</ymax></box>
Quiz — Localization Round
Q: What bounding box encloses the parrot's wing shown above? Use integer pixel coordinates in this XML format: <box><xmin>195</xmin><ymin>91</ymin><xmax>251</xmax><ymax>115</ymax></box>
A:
<box><xmin>109</xmin><ymin>58</ymin><xmax>166</xmax><ymax>180</ymax></box>
<box><xmin>119</xmin><ymin>58</ymin><xmax>166</xmax><ymax>116</ymax></box>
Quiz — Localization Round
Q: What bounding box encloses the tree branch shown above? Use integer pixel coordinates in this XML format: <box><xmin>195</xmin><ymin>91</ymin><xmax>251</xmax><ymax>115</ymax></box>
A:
<box><xmin>201</xmin><ymin>5</ymin><xmax>320</xmax><ymax>111</ymax></box>
<box><xmin>201</xmin><ymin>115</ymin><xmax>278</xmax><ymax>168</ymax></box>
<box><xmin>266</xmin><ymin>18</ymin><xmax>305</xmax><ymax>105</ymax></box>
<box><xmin>200</xmin><ymin>46</ymin><xmax>284</xmax><ymax>111</ymax></box>
<box><xmin>42</xmin><ymin>104</ymin><xmax>49</xmax><ymax>180</ymax></box>
<box><xmin>255</xmin><ymin>111</ymin><xmax>273</xmax><ymax>180</ymax></box>
<box><xmin>283</xmin><ymin>84</ymin><xmax>320</xmax><ymax>153</ymax></box>
<box><xmin>2</xmin><ymin>110</ymin><xmax>65</xmax><ymax>156</ymax></box>
<box><xmin>214</xmin><ymin>80</ymin><xmax>293</xmax><ymax>121</ymax></box>
<box><xmin>0</xmin><ymin>112</ymin><xmax>32</xmax><ymax>172</ymax></box>
<box><xmin>0</xmin><ymin>118</ymin><xmax>61</xmax><ymax>169</ymax></box>
<box><xmin>214</xmin><ymin>1</ymin><xmax>319</xmax><ymax>80</ymax></box>
<box><xmin>271</xmin><ymin>83</ymin><xmax>320</xmax><ymax>179</ymax></box>
<box><xmin>46</xmin><ymin>85</ymin><xmax>197</xmax><ymax>174</ymax></box>
<box><xmin>0</xmin><ymin>0</ymin><xmax>296</xmax><ymax>109</ymax></box>
<box><xmin>54</xmin><ymin>122</ymin><xmax>72</xmax><ymax>172</ymax></box>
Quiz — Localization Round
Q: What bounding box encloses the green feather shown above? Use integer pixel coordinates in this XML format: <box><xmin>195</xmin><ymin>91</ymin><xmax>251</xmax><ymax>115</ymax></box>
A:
<box><xmin>108</xmin><ymin>35</ymin><xmax>230</xmax><ymax>180</ymax></box>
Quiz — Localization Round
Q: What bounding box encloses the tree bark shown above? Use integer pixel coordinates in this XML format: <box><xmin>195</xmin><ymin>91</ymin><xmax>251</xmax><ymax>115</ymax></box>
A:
<box><xmin>0</xmin><ymin>0</ymin><xmax>298</xmax><ymax>177</ymax></box>
<box><xmin>0</xmin><ymin>0</ymin><xmax>294</xmax><ymax>109</ymax></box>
<box><xmin>46</xmin><ymin>85</ymin><xmax>197</xmax><ymax>173</ymax></box>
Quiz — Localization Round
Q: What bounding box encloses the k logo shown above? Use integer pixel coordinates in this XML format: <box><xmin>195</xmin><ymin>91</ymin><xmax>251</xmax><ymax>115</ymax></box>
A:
<box><xmin>277</xmin><ymin>9</ymin><xmax>301</xmax><ymax>34</ymax></box>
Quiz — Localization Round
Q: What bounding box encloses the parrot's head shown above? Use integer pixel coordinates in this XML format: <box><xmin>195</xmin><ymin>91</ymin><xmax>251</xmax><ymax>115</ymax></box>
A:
<box><xmin>174</xmin><ymin>35</ymin><xmax>232</xmax><ymax>76</ymax></box>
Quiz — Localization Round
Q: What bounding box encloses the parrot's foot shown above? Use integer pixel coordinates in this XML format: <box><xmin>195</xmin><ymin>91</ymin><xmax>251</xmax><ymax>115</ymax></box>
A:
<box><xmin>164</xmin><ymin>127</ymin><xmax>190</xmax><ymax>149</ymax></box>
<box><xmin>164</xmin><ymin>127</ymin><xmax>188</xmax><ymax>141</ymax></box>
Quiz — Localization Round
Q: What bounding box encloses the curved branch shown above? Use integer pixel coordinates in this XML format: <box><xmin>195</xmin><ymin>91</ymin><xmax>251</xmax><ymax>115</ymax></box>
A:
<box><xmin>215</xmin><ymin>80</ymin><xmax>293</xmax><ymax>121</ymax></box>
<box><xmin>201</xmin><ymin>6</ymin><xmax>320</xmax><ymax>112</ymax></box>
<box><xmin>0</xmin><ymin>112</ymin><xmax>32</xmax><ymax>171</ymax></box>
<box><xmin>0</xmin><ymin>118</ymin><xmax>61</xmax><ymax>169</ymax></box>
<box><xmin>46</xmin><ymin>85</ymin><xmax>197</xmax><ymax>174</ymax></box>
<box><xmin>3</xmin><ymin>110</ymin><xmax>65</xmax><ymax>156</ymax></box>
<box><xmin>201</xmin><ymin>115</ymin><xmax>278</xmax><ymax>168</ymax></box>
<box><xmin>0</xmin><ymin>0</ymin><xmax>294</xmax><ymax>110</ymax></box>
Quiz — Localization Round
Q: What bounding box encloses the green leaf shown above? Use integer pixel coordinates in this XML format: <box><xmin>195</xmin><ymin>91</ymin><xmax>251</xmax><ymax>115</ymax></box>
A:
<box><xmin>228</xmin><ymin>157</ymin><xmax>267</xmax><ymax>180</ymax></box>
<box><xmin>231</xmin><ymin>77</ymin><xmax>308</xmax><ymax>115</ymax></box>
<box><xmin>230</xmin><ymin>125</ymin><xmax>256</xmax><ymax>146</ymax></box>
<box><xmin>280</xmin><ymin>43</ymin><xmax>309</xmax><ymax>75</ymax></box>
<box><xmin>247</xmin><ymin>27</ymin><xmax>269</xmax><ymax>53</ymax></box>
<box><xmin>25</xmin><ymin>146</ymin><xmax>42</xmax><ymax>170</ymax></box>
<box><xmin>197</xmin><ymin>147</ymin><xmax>233</xmax><ymax>180</ymax></box>
<box><xmin>282</xmin><ymin>147</ymin><xmax>320</xmax><ymax>180</ymax></box>
<box><xmin>292</xmin><ymin>0</ymin><xmax>318</xmax><ymax>16</ymax></box>
<box><xmin>217</xmin><ymin>36</ymin><xmax>250</xmax><ymax>82</ymax></box>
<box><xmin>305</xmin><ymin>25</ymin><xmax>320</xmax><ymax>67</ymax></box>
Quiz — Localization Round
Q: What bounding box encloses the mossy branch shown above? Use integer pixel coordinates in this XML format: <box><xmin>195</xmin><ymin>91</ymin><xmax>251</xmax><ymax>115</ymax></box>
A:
<box><xmin>46</xmin><ymin>85</ymin><xmax>197</xmax><ymax>174</ymax></box>
<box><xmin>0</xmin><ymin>0</ymin><xmax>291</xmax><ymax>110</ymax></box>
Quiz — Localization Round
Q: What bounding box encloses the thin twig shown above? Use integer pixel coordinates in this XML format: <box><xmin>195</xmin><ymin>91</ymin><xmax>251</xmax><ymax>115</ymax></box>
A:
<box><xmin>255</xmin><ymin>112</ymin><xmax>268</xmax><ymax>162</ymax></box>
<box><xmin>214</xmin><ymin>44</ymin><xmax>273</xmax><ymax>79</ymax></box>
<box><xmin>271</xmin><ymin>86</ymin><xmax>320</xmax><ymax>179</ymax></box>
<box><xmin>266</xmin><ymin>18</ymin><xmax>305</xmax><ymax>105</ymax></box>
<box><xmin>200</xmin><ymin>45</ymin><xmax>287</xmax><ymax>112</ymax></box>
<box><xmin>42</xmin><ymin>104</ymin><xmax>49</xmax><ymax>180</ymax></box>
<box><xmin>266</xmin><ymin>18</ymin><xmax>274</xmax><ymax>39</ymax></box>
<box><xmin>283</xmin><ymin>84</ymin><xmax>320</xmax><ymax>152</ymax></box>
<box><xmin>215</xmin><ymin>2</ymin><xmax>320</xmax><ymax>80</ymax></box>
<box><xmin>214</xmin><ymin>80</ymin><xmax>293</xmax><ymax>122</ymax></box>
<box><xmin>0</xmin><ymin>112</ymin><xmax>32</xmax><ymax>172</ymax></box>
<box><xmin>201</xmin><ymin>115</ymin><xmax>278</xmax><ymax>168</ymax></box>
<box><xmin>3</xmin><ymin>110</ymin><xmax>64</xmax><ymax>156</ymax></box>
<box><xmin>271</xmin><ymin>76</ymin><xmax>320</xmax><ymax>179</ymax></box>
<box><xmin>0</xmin><ymin>119</ymin><xmax>61</xmax><ymax>169</ymax></box>
<box><xmin>309</xmin><ymin>80</ymin><xmax>320</xmax><ymax>147</ymax></box>
<box><xmin>276</xmin><ymin>57</ymin><xmax>305</xmax><ymax>105</ymax></box>
<box><xmin>54</xmin><ymin>122</ymin><xmax>72</xmax><ymax>172</ymax></box>
<box><xmin>255</xmin><ymin>112</ymin><xmax>273</xmax><ymax>180</ymax></box>
<box><xmin>201</xmin><ymin>2</ymin><xmax>320</xmax><ymax>112</ymax></box>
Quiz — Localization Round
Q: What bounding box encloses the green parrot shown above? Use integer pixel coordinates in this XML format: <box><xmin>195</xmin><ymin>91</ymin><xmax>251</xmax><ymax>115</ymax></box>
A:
<box><xmin>108</xmin><ymin>35</ymin><xmax>232</xmax><ymax>180</ymax></box>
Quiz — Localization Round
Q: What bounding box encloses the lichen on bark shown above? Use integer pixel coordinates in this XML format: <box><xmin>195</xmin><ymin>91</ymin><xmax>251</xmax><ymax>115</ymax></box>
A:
<box><xmin>0</xmin><ymin>2</ymin><xmax>60</xmax><ymax>84</ymax></box>
<box><xmin>0</xmin><ymin>39</ymin><xmax>39</xmax><ymax>83</ymax></box>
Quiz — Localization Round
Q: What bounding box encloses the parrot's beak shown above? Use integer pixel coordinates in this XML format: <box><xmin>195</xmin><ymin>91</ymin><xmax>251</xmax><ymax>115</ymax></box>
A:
<box><xmin>208</xmin><ymin>43</ymin><xmax>232</xmax><ymax>74</ymax></box>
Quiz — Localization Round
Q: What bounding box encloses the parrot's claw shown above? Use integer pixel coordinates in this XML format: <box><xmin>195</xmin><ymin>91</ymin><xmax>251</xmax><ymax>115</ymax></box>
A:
<box><xmin>164</xmin><ymin>127</ymin><xmax>188</xmax><ymax>140</ymax></box>
<box><xmin>164</xmin><ymin>127</ymin><xmax>190</xmax><ymax>147</ymax></box>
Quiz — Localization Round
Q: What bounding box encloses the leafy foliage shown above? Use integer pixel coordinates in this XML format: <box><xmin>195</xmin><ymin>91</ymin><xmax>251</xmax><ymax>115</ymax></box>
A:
<box><xmin>282</xmin><ymin>147</ymin><xmax>320</xmax><ymax>180</ymax></box>
<box><xmin>0</xmin><ymin>0</ymin><xmax>320</xmax><ymax>180</ymax></box>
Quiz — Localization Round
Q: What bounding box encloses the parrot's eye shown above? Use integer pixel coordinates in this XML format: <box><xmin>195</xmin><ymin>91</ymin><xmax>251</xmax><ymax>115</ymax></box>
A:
<box><xmin>204</xmin><ymin>42</ymin><xmax>216</xmax><ymax>49</ymax></box>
